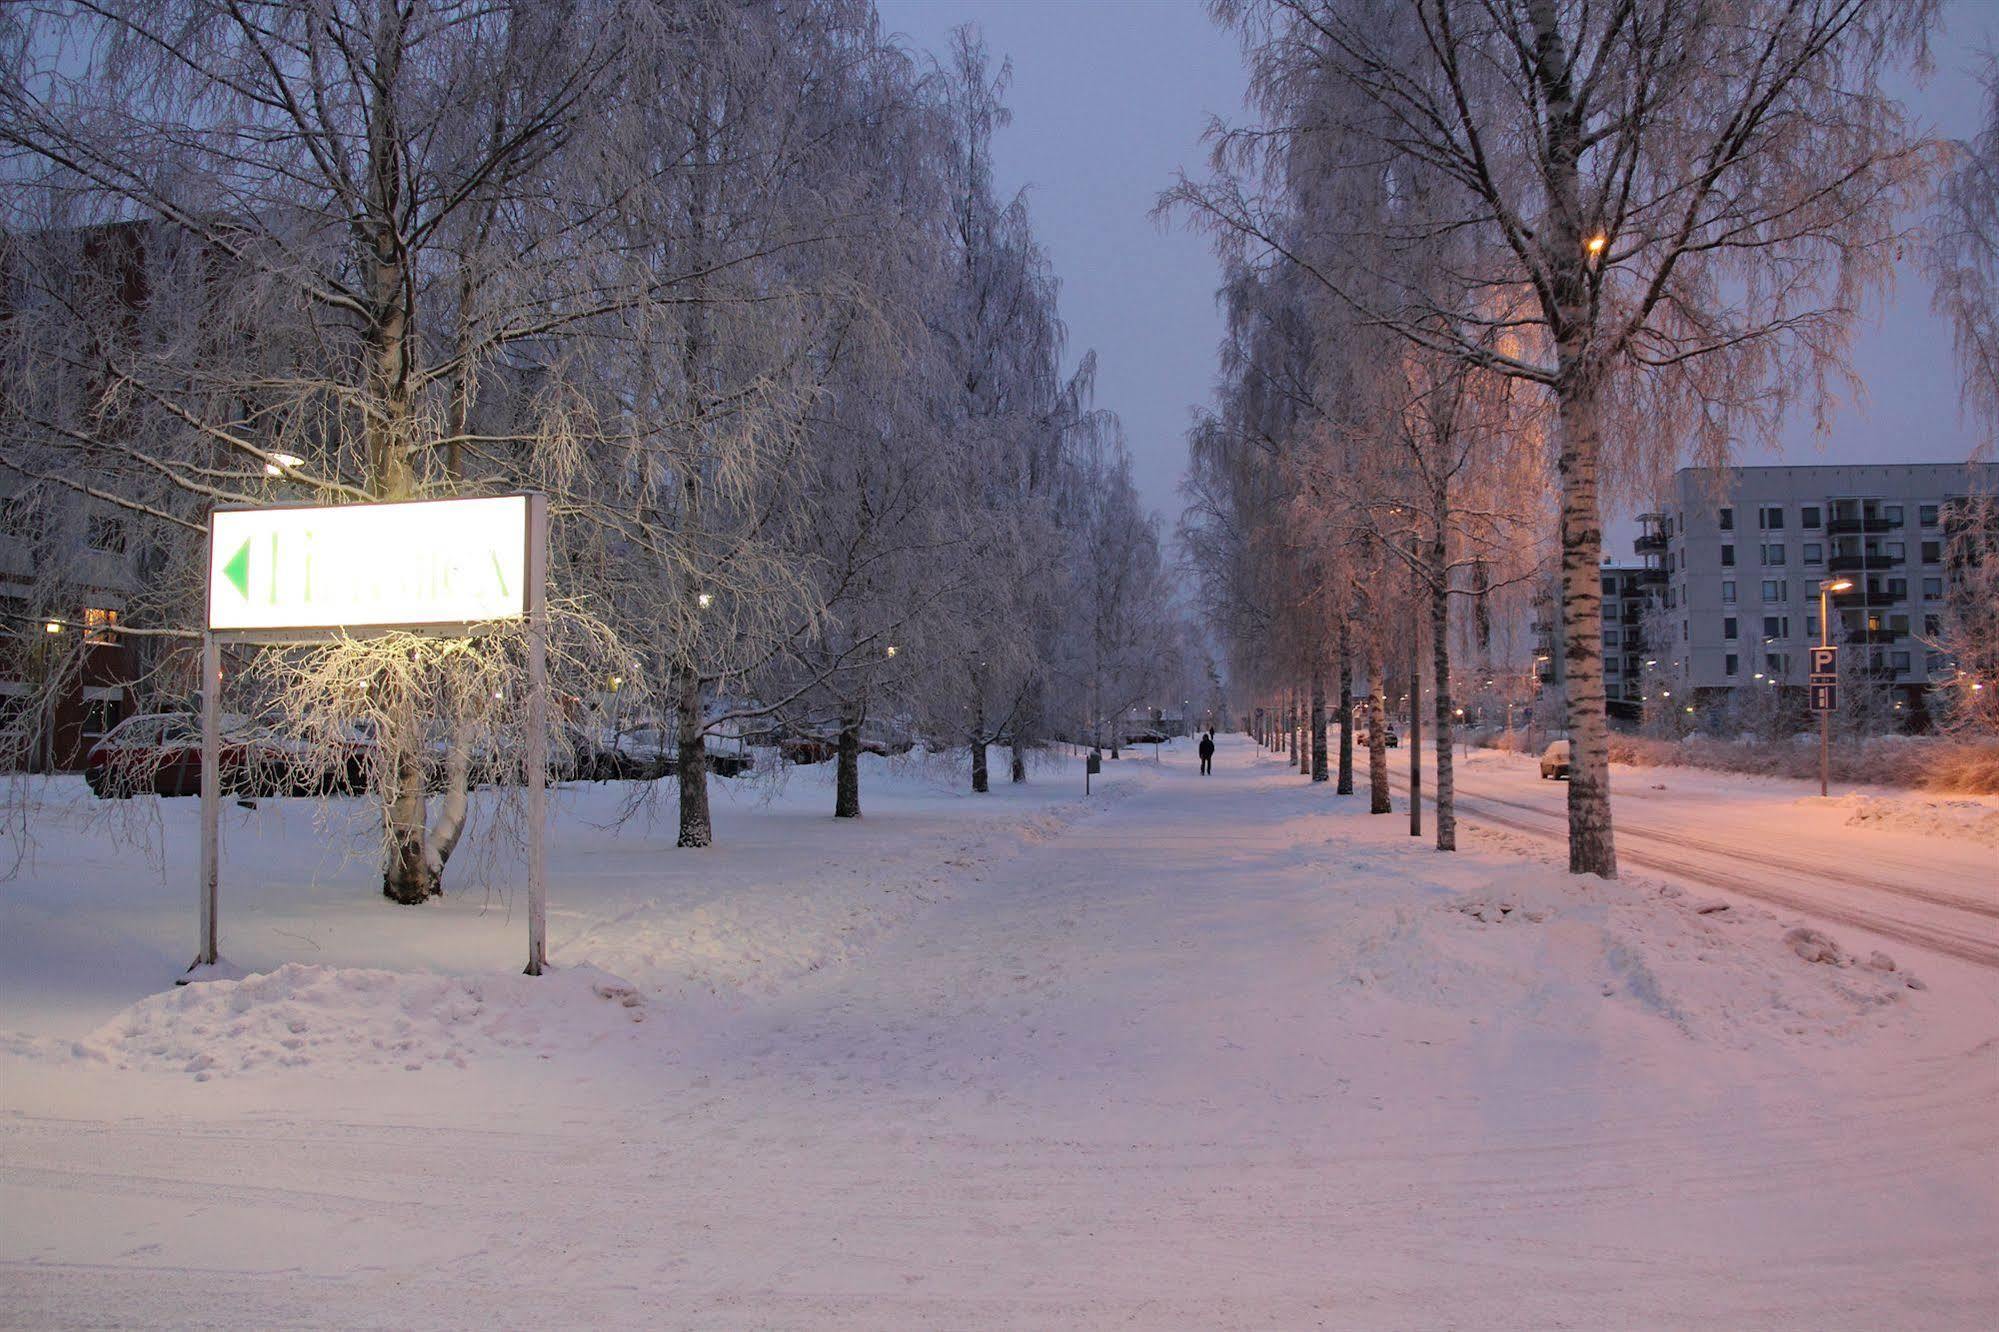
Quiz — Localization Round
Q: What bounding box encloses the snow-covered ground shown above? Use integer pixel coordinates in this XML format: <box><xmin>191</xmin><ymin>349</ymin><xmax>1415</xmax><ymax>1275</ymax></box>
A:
<box><xmin>1388</xmin><ymin>742</ymin><xmax>1999</xmax><ymax>969</ymax></box>
<box><xmin>3</xmin><ymin>736</ymin><xmax>1995</xmax><ymax>1327</ymax></box>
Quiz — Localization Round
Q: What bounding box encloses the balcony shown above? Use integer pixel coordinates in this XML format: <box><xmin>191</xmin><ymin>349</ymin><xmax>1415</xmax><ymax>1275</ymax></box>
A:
<box><xmin>1827</xmin><ymin>515</ymin><xmax>1892</xmax><ymax>535</ymax></box>
<box><xmin>1827</xmin><ymin>553</ymin><xmax>1897</xmax><ymax>574</ymax></box>
<box><xmin>1845</xmin><ymin>628</ymin><xmax>1900</xmax><ymax>645</ymax></box>
<box><xmin>1633</xmin><ymin>531</ymin><xmax>1668</xmax><ymax>554</ymax></box>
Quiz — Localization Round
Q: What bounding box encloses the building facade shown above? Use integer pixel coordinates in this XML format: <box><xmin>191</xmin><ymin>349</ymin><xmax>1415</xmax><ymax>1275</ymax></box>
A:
<box><xmin>1533</xmin><ymin>557</ymin><xmax>1666</xmax><ymax>719</ymax></box>
<box><xmin>1643</xmin><ymin>462</ymin><xmax>1999</xmax><ymax>718</ymax></box>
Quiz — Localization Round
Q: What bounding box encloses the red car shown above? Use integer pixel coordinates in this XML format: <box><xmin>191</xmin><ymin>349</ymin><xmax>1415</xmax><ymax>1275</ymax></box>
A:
<box><xmin>84</xmin><ymin>713</ymin><xmax>369</xmax><ymax>798</ymax></box>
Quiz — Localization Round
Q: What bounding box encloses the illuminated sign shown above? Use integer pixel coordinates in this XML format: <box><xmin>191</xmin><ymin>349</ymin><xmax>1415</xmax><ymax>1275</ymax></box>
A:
<box><xmin>207</xmin><ymin>496</ymin><xmax>530</xmax><ymax>634</ymax></box>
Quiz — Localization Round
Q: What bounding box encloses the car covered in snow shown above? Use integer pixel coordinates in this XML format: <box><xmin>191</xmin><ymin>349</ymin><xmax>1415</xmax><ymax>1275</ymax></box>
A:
<box><xmin>1539</xmin><ymin>739</ymin><xmax>1571</xmax><ymax>780</ymax></box>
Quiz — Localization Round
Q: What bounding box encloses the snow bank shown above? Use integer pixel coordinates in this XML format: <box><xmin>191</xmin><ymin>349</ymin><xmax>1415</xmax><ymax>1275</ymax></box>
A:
<box><xmin>1831</xmin><ymin>792</ymin><xmax>1999</xmax><ymax>846</ymax></box>
<box><xmin>1355</xmin><ymin>829</ymin><xmax>1929</xmax><ymax>1052</ymax></box>
<box><xmin>56</xmin><ymin>962</ymin><xmax>646</xmax><ymax>1079</ymax></box>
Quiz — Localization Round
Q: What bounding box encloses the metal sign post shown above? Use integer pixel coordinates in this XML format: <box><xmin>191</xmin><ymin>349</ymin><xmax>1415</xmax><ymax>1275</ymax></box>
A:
<box><xmin>189</xmin><ymin>494</ymin><xmax>548</xmax><ymax>981</ymax></box>
<box><xmin>1809</xmin><ymin>643</ymin><xmax>1839</xmax><ymax>798</ymax></box>
<box><xmin>522</xmin><ymin>495</ymin><xmax>549</xmax><ymax>975</ymax></box>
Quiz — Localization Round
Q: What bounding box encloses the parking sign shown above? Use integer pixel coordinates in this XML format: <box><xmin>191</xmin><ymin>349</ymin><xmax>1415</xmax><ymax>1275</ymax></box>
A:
<box><xmin>1810</xmin><ymin>681</ymin><xmax>1838</xmax><ymax>712</ymax></box>
<box><xmin>1809</xmin><ymin>645</ymin><xmax>1838</xmax><ymax>675</ymax></box>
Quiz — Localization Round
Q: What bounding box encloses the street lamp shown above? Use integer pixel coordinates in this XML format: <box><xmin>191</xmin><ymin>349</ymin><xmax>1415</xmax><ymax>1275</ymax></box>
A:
<box><xmin>1816</xmin><ymin>577</ymin><xmax>1854</xmax><ymax>798</ymax></box>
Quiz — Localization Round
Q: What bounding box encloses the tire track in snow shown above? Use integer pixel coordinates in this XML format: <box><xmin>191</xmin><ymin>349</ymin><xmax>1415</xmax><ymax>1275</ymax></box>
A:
<box><xmin>1409</xmin><ymin>780</ymin><xmax>1999</xmax><ymax>969</ymax></box>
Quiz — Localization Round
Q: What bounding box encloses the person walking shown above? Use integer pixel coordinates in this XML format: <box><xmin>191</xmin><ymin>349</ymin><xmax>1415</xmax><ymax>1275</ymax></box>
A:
<box><xmin>1198</xmin><ymin>730</ymin><xmax>1215</xmax><ymax>776</ymax></box>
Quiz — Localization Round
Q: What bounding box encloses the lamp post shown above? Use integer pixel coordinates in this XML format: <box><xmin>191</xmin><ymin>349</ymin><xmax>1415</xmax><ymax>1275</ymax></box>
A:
<box><xmin>1817</xmin><ymin>577</ymin><xmax>1854</xmax><ymax>798</ymax></box>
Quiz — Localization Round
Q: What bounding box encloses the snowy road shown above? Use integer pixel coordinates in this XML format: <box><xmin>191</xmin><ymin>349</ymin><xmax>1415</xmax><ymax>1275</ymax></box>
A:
<box><xmin>4</xmin><ymin>737</ymin><xmax>1996</xmax><ymax>1327</ymax></box>
<box><xmin>1387</xmin><ymin>744</ymin><xmax>1999</xmax><ymax>969</ymax></box>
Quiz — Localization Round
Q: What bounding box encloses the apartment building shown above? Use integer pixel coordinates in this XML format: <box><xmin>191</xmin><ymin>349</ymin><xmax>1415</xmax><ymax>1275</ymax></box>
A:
<box><xmin>0</xmin><ymin>491</ymin><xmax>141</xmax><ymax>770</ymax></box>
<box><xmin>1533</xmin><ymin>559</ymin><xmax>1666</xmax><ymax>719</ymax></box>
<box><xmin>1641</xmin><ymin>462</ymin><xmax>1999</xmax><ymax>714</ymax></box>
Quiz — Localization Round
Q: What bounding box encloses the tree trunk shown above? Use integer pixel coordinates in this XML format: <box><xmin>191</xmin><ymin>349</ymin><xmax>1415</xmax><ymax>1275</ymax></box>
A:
<box><xmin>834</xmin><ymin>700</ymin><xmax>861</xmax><ymax>819</ymax></box>
<box><xmin>1368</xmin><ymin>661</ymin><xmax>1390</xmax><ymax>815</ymax></box>
<box><xmin>1530</xmin><ymin>0</ymin><xmax>1617</xmax><ymax>879</ymax></box>
<box><xmin>674</xmin><ymin>664</ymin><xmax>711</xmax><ymax>847</ymax></box>
<box><xmin>1010</xmin><ymin>736</ymin><xmax>1026</xmax><ymax>783</ymax></box>
<box><xmin>971</xmin><ymin>691</ymin><xmax>989</xmax><ymax>793</ymax></box>
<box><xmin>1409</xmin><ymin>570</ymin><xmax>1422</xmax><ymax>840</ymax></box>
<box><xmin>1286</xmin><ymin>690</ymin><xmax>1297</xmax><ymax>765</ymax></box>
<box><xmin>1431</xmin><ymin>545</ymin><xmax>1457</xmax><ymax>853</ymax></box>
<box><xmin>1310</xmin><ymin>663</ymin><xmax>1328</xmax><ymax>782</ymax></box>
<box><xmin>381</xmin><ymin>745</ymin><xmax>434</xmax><ymax>903</ymax></box>
<box><xmin>425</xmin><ymin>711</ymin><xmax>476</xmax><ymax>879</ymax></box>
<box><xmin>1337</xmin><ymin>621</ymin><xmax>1355</xmax><ymax>794</ymax></box>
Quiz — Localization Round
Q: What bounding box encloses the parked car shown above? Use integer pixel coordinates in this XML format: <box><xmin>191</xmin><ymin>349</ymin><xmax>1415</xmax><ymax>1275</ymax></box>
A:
<box><xmin>1540</xmin><ymin>739</ymin><xmax>1571</xmax><ymax>780</ymax></box>
<box><xmin>1122</xmin><ymin>727</ymin><xmax>1169</xmax><ymax>746</ymax></box>
<box><xmin>1355</xmin><ymin>728</ymin><xmax>1400</xmax><ymax>750</ymax></box>
<box><xmin>84</xmin><ymin>712</ymin><xmax>350</xmax><ymax>798</ymax></box>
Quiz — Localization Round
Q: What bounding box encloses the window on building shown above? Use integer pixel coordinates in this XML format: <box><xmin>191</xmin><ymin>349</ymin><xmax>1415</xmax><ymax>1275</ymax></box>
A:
<box><xmin>1682</xmin><ymin>620</ymin><xmax>1689</xmax><ymax>641</ymax></box>
<box><xmin>1723</xmin><ymin>616</ymin><xmax>1738</xmax><ymax>640</ymax></box>
<box><xmin>1888</xmin><ymin>613</ymin><xmax>1909</xmax><ymax>637</ymax></box>
<box><xmin>1766</xmin><ymin>651</ymin><xmax>1787</xmax><ymax>674</ymax></box>
<box><xmin>1923</xmin><ymin>576</ymin><xmax>1943</xmax><ymax>599</ymax></box>
<box><xmin>1890</xmin><ymin>651</ymin><xmax>1911</xmax><ymax>672</ymax></box>
<box><xmin>1801</xmin><ymin>505</ymin><xmax>1822</xmax><ymax>529</ymax></box>
<box><xmin>1721</xmin><ymin>544</ymin><xmax>1735</xmax><ymax>567</ymax></box>
<box><xmin>1800</xmin><ymin>542</ymin><xmax>1821</xmax><ymax>564</ymax></box>
<box><xmin>1884</xmin><ymin>504</ymin><xmax>1904</xmax><ymax>527</ymax></box>
<box><xmin>1920</xmin><ymin>503</ymin><xmax>1939</xmax><ymax>527</ymax></box>
<box><xmin>86</xmin><ymin>515</ymin><xmax>125</xmax><ymax>554</ymax></box>
<box><xmin>2</xmin><ymin>494</ymin><xmax>44</xmax><ymax>546</ymax></box>
<box><xmin>79</xmin><ymin>697</ymin><xmax>122</xmax><ymax>743</ymax></box>
<box><xmin>1763</xmin><ymin>615</ymin><xmax>1788</xmax><ymax>639</ymax></box>
<box><xmin>1725</xmin><ymin>653</ymin><xmax>1739</xmax><ymax>676</ymax></box>
<box><xmin>1806</xmin><ymin>614</ymin><xmax>1819</xmax><ymax>639</ymax></box>
<box><xmin>1721</xmin><ymin>579</ymin><xmax>1737</xmax><ymax>604</ymax></box>
<box><xmin>82</xmin><ymin>607</ymin><xmax>119</xmax><ymax>645</ymax></box>
<box><xmin>1761</xmin><ymin>578</ymin><xmax>1786</xmax><ymax>601</ymax></box>
<box><xmin>1719</xmin><ymin>507</ymin><xmax>1734</xmax><ymax>531</ymax></box>
<box><xmin>1885</xmin><ymin>540</ymin><xmax>1904</xmax><ymax>560</ymax></box>
<box><xmin>1886</xmin><ymin>577</ymin><xmax>1907</xmax><ymax>600</ymax></box>
<box><xmin>1922</xmin><ymin>540</ymin><xmax>1941</xmax><ymax>564</ymax></box>
<box><xmin>1761</xmin><ymin>543</ymin><xmax>1786</xmax><ymax>565</ymax></box>
<box><xmin>1758</xmin><ymin>505</ymin><xmax>1785</xmax><ymax>530</ymax></box>
<box><xmin>1603</xmin><ymin>629</ymin><xmax>1619</xmax><ymax>646</ymax></box>
<box><xmin>1601</xmin><ymin>576</ymin><xmax>1616</xmax><ymax>595</ymax></box>
<box><xmin>1925</xmin><ymin>613</ymin><xmax>1942</xmax><ymax>638</ymax></box>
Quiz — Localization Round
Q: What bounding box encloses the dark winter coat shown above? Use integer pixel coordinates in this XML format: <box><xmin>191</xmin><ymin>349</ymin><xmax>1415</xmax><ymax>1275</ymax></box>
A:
<box><xmin>1198</xmin><ymin>736</ymin><xmax>1215</xmax><ymax>760</ymax></box>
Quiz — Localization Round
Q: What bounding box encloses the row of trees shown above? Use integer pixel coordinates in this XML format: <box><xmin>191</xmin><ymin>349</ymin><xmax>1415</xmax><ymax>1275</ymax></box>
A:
<box><xmin>0</xmin><ymin>1</ymin><xmax>1184</xmax><ymax>900</ymax></box>
<box><xmin>1172</xmin><ymin>0</ymin><xmax>1942</xmax><ymax>873</ymax></box>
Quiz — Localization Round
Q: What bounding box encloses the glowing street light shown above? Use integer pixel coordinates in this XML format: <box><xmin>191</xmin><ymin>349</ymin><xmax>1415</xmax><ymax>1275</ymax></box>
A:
<box><xmin>885</xmin><ymin>644</ymin><xmax>898</xmax><ymax>658</ymax></box>
<box><xmin>1585</xmin><ymin>233</ymin><xmax>1608</xmax><ymax>256</ymax></box>
<box><xmin>696</xmin><ymin>592</ymin><xmax>713</xmax><ymax>610</ymax></box>
<box><xmin>43</xmin><ymin>620</ymin><xmax>62</xmax><ymax>634</ymax></box>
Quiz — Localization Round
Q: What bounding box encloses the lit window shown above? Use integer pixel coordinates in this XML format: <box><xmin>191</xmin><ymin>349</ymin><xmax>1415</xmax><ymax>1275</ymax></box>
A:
<box><xmin>83</xmin><ymin>607</ymin><xmax>120</xmax><ymax>644</ymax></box>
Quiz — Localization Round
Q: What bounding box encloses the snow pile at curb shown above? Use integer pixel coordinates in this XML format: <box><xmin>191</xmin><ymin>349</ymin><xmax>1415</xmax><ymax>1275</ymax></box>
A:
<box><xmin>1831</xmin><ymin>792</ymin><xmax>1999</xmax><ymax>846</ymax></box>
<box><xmin>1331</xmin><ymin>822</ymin><xmax>1926</xmax><ymax>1052</ymax></box>
<box><xmin>62</xmin><ymin>962</ymin><xmax>646</xmax><ymax>1079</ymax></box>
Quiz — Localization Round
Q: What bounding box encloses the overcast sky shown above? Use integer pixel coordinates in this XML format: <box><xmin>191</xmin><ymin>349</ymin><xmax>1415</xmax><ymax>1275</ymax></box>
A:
<box><xmin>876</xmin><ymin>0</ymin><xmax>1999</xmax><ymax>547</ymax></box>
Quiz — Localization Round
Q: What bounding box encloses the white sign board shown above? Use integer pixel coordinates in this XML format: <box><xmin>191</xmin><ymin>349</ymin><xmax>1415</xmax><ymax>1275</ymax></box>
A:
<box><xmin>208</xmin><ymin>496</ymin><xmax>530</xmax><ymax>634</ymax></box>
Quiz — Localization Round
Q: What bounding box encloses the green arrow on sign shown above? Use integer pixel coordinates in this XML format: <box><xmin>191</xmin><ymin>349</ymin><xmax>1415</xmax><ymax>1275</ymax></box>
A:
<box><xmin>222</xmin><ymin>537</ymin><xmax>251</xmax><ymax>599</ymax></box>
